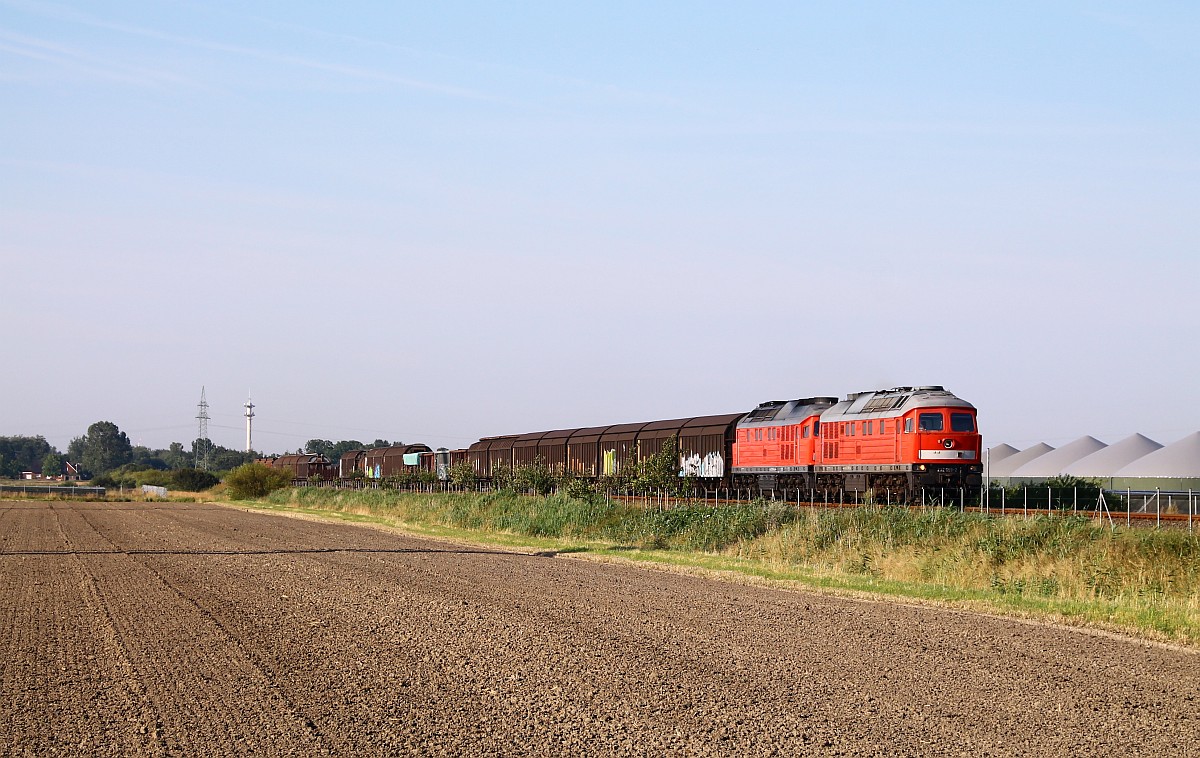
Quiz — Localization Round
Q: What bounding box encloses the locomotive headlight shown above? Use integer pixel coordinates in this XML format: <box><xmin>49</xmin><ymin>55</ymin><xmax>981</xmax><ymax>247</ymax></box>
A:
<box><xmin>918</xmin><ymin>464</ymin><xmax>926</xmax><ymax>471</ymax></box>
<box><xmin>942</xmin><ymin>439</ymin><xmax>955</xmax><ymax>449</ymax></box>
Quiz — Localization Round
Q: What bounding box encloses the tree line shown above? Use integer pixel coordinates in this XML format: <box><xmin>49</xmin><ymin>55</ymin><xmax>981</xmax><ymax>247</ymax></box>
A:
<box><xmin>1</xmin><ymin>424</ymin><xmax>403</xmax><ymax>486</ymax></box>
<box><xmin>1</xmin><ymin>421</ymin><xmax>259</xmax><ymax>481</ymax></box>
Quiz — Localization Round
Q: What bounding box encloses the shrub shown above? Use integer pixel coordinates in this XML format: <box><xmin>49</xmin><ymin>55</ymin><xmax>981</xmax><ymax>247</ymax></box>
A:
<box><xmin>490</xmin><ymin>462</ymin><xmax>514</xmax><ymax>491</ymax></box>
<box><xmin>225</xmin><ymin>463</ymin><xmax>292</xmax><ymax>500</ymax></box>
<box><xmin>90</xmin><ymin>473</ymin><xmax>118</xmax><ymax>489</ymax></box>
<box><xmin>561</xmin><ymin>470</ymin><xmax>596</xmax><ymax>500</ymax></box>
<box><xmin>172</xmin><ymin>468</ymin><xmax>220</xmax><ymax>492</ymax></box>
<box><xmin>513</xmin><ymin>457</ymin><xmax>556</xmax><ymax>495</ymax></box>
<box><xmin>449</xmin><ymin>461</ymin><xmax>476</xmax><ymax>488</ymax></box>
<box><xmin>133</xmin><ymin>469</ymin><xmax>173</xmax><ymax>488</ymax></box>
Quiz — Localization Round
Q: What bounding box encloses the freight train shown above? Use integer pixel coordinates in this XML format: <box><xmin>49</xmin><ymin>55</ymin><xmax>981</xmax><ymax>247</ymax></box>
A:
<box><xmin>267</xmin><ymin>385</ymin><xmax>982</xmax><ymax>497</ymax></box>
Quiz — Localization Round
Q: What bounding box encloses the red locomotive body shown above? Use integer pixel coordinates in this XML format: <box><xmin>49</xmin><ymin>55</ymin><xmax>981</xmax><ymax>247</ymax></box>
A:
<box><xmin>730</xmin><ymin>386</ymin><xmax>981</xmax><ymax>494</ymax></box>
<box><xmin>731</xmin><ymin>397</ymin><xmax>837</xmax><ymax>489</ymax></box>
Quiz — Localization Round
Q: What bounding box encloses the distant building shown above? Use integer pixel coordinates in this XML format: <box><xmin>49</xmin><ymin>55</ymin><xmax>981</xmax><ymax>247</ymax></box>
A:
<box><xmin>990</xmin><ymin>431</ymin><xmax>1200</xmax><ymax>491</ymax></box>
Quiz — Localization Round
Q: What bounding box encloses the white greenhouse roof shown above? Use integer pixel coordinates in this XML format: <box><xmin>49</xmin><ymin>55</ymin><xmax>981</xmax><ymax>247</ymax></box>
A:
<box><xmin>1114</xmin><ymin>432</ymin><xmax>1200</xmax><ymax>478</ymax></box>
<box><xmin>1061</xmin><ymin>434</ymin><xmax>1163</xmax><ymax>478</ymax></box>
<box><xmin>984</xmin><ymin>444</ymin><xmax>1019</xmax><ymax>468</ymax></box>
<box><xmin>989</xmin><ymin>442</ymin><xmax>1055</xmax><ymax>477</ymax></box>
<box><xmin>1008</xmin><ymin>436</ymin><xmax>1108</xmax><ymax>478</ymax></box>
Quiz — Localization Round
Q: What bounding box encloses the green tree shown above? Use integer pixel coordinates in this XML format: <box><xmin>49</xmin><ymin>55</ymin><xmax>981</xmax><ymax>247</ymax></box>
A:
<box><xmin>163</xmin><ymin>442</ymin><xmax>191</xmax><ymax>470</ymax></box>
<box><xmin>305</xmin><ymin>439</ymin><xmax>334</xmax><ymax>457</ymax></box>
<box><xmin>631</xmin><ymin>436</ymin><xmax>689</xmax><ymax>495</ymax></box>
<box><xmin>129</xmin><ymin>446</ymin><xmax>168</xmax><ymax>470</ymax></box>
<box><xmin>0</xmin><ymin>435</ymin><xmax>56</xmax><ymax>475</ymax></box>
<box><xmin>66</xmin><ymin>436</ymin><xmax>86</xmax><ymax>465</ymax></box>
<box><xmin>328</xmin><ymin>440</ymin><xmax>365</xmax><ymax>461</ymax></box>
<box><xmin>369</xmin><ymin>439</ymin><xmax>391</xmax><ymax>449</ymax></box>
<box><xmin>81</xmin><ymin>422</ymin><xmax>133</xmax><ymax>475</ymax></box>
<box><xmin>41</xmin><ymin>452</ymin><xmax>63</xmax><ymax>478</ymax></box>
<box><xmin>208</xmin><ymin>444</ymin><xmax>254</xmax><ymax>472</ymax></box>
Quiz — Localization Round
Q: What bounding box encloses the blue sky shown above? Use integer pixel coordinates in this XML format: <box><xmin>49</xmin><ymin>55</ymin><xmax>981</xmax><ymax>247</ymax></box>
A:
<box><xmin>2</xmin><ymin>1</ymin><xmax>1198</xmax><ymax>455</ymax></box>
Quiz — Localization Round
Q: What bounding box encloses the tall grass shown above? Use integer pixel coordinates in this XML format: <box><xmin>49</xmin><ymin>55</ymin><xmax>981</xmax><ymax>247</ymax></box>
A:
<box><xmin>260</xmin><ymin>489</ymin><xmax>1200</xmax><ymax>644</ymax></box>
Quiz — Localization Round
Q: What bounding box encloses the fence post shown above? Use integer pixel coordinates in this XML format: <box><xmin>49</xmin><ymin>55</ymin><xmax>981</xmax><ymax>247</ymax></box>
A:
<box><xmin>1157</xmin><ymin>488</ymin><xmax>1161</xmax><ymax>529</ymax></box>
<box><xmin>1024</xmin><ymin>487</ymin><xmax>1028</xmax><ymax>519</ymax></box>
<box><xmin>1073</xmin><ymin>486</ymin><xmax>1077</xmax><ymax>515</ymax></box>
<box><xmin>1126</xmin><ymin>487</ymin><xmax>1130</xmax><ymax>527</ymax></box>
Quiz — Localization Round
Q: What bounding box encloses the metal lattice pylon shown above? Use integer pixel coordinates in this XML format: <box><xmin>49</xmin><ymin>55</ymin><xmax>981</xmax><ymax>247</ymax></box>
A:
<box><xmin>196</xmin><ymin>387</ymin><xmax>210</xmax><ymax>471</ymax></box>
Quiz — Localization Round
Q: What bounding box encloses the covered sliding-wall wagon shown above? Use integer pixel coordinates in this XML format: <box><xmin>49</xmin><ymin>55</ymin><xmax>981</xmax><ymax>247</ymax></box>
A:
<box><xmin>467</xmin><ymin>413</ymin><xmax>744</xmax><ymax>482</ymax></box>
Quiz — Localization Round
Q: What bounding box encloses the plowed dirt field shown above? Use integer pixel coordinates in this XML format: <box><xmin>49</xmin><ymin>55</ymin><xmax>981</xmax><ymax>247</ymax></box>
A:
<box><xmin>1</xmin><ymin>500</ymin><xmax>1195</xmax><ymax>756</ymax></box>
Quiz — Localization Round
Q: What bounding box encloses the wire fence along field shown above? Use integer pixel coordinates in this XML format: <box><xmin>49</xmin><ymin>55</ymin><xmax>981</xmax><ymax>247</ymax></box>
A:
<box><xmin>296</xmin><ymin>479</ymin><xmax>1197</xmax><ymax>531</ymax></box>
<box><xmin>0</xmin><ymin>484</ymin><xmax>106</xmax><ymax>497</ymax></box>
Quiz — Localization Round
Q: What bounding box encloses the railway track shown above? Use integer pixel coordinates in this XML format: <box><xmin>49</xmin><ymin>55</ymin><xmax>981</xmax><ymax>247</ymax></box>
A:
<box><xmin>608</xmin><ymin>492</ymin><xmax>1197</xmax><ymax>528</ymax></box>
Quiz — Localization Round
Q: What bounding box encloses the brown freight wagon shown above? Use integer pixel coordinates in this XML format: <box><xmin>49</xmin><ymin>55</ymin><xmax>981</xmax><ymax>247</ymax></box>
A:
<box><xmin>267</xmin><ymin>454</ymin><xmax>336</xmax><ymax>480</ymax></box>
<box><xmin>468</xmin><ymin>436</ymin><xmax>519</xmax><ymax>476</ymax></box>
<box><xmin>362</xmin><ymin>444</ymin><xmax>432</xmax><ymax>479</ymax></box>
<box><xmin>339</xmin><ymin>449</ymin><xmax>366</xmax><ymax>478</ymax></box>
<box><xmin>417</xmin><ymin>448</ymin><xmax>470</xmax><ymax>480</ymax></box>
<box><xmin>468</xmin><ymin>412</ymin><xmax>744</xmax><ymax>483</ymax></box>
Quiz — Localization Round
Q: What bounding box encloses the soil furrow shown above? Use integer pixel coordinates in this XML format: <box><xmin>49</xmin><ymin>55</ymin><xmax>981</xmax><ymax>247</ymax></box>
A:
<box><xmin>2</xmin><ymin>500</ymin><xmax>1196</xmax><ymax>756</ymax></box>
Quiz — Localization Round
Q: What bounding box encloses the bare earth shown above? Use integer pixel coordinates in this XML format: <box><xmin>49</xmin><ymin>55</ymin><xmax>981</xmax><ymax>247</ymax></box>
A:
<box><xmin>0</xmin><ymin>501</ymin><xmax>1195</xmax><ymax>757</ymax></box>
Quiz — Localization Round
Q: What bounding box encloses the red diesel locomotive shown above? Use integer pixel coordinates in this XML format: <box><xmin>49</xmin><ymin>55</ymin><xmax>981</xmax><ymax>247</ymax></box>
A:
<box><xmin>731</xmin><ymin>386</ymin><xmax>982</xmax><ymax>493</ymax></box>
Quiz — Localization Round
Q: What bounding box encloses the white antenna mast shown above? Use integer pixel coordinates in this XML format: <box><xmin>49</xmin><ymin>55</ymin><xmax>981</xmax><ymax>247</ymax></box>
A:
<box><xmin>244</xmin><ymin>392</ymin><xmax>255</xmax><ymax>453</ymax></box>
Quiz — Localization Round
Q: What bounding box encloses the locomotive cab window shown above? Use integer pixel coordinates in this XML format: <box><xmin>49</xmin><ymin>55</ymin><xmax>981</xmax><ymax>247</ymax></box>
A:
<box><xmin>802</xmin><ymin>425</ymin><xmax>810</xmax><ymax>439</ymax></box>
<box><xmin>904</xmin><ymin>418</ymin><xmax>914</xmax><ymax>433</ymax></box>
<box><xmin>951</xmin><ymin>413</ymin><xmax>975</xmax><ymax>432</ymax></box>
<box><xmin>918</xmin><ymin>413</ymin><xmax>944</xmax><ymax>432</ymax></box>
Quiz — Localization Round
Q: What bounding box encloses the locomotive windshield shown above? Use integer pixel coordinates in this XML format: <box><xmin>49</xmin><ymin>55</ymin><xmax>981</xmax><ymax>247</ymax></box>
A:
<box><xmin>950</xmin><ymin>413</ymin><xmax>975</xmax><ymax>432</ymax></box>
<box><xmin>917</xmin><ymin>413</ymin><xmax>943</xmax><ymax>431</ymax></box>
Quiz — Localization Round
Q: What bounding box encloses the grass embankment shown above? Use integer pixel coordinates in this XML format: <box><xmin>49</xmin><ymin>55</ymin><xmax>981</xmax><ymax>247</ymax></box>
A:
<box><xmin>255</xmin><ymin>488</ymin><xmax>1200</xmax><ymax>646</ymax></box>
